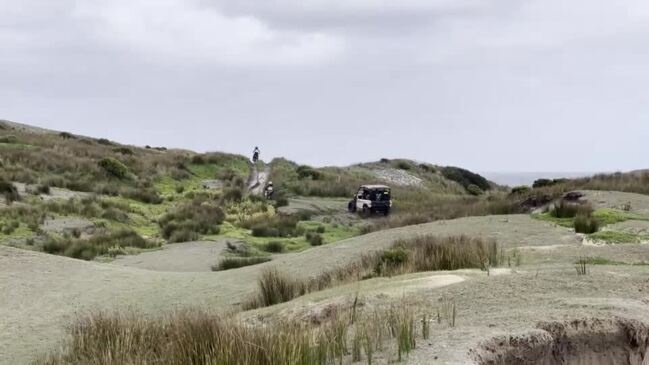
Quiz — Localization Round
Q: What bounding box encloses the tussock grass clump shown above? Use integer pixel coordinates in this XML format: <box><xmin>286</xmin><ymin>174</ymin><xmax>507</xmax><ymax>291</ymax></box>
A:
<box><xmin>549</xmin><ymin>199</ymin><xmax>592</xmax><ymax>219</ymax></box>
<box><xmin>306</xmin><ymin>232</ymin><xmax>324</xmax><ymax>246</ymax></box>
<box><xmin>574</xmin><ymin>213</ymin><xmax>599</xmax><ymax>234</ymax></box>
<box><xmin>251</xmin><ymin>215</ymin><xmax>302</xmax><ymax>238</ymax></box>
<box><xmin>575</xmin><ymin>257</ymin><xmax>589</xmax><ymax>275</ymax></box>
<box><xmin>159</xmin><ymin>200</ymin><xmax>224</xmax><ymax>242</ymax></box>
<box><xmin>42</xmin><ymin>229</ymin><xmax>158</xmax><ymax>260</ymax></box>
<box><xmin>40</xmin><ymin>300</ymin><xmax>440</xmax><ymax>365</ymax></box>
<box><xmin>212</xmin><ymin>257</ymin><xmax>271</xmax><ymax>271</ymax></box>
<box><xmin>246</xmin><ymin>268</ymin><xmax>307</xmax><ymax>308</ymax></box>
<box><xmin>246</xmin><ymin>235</ymin><xmax>501</xmax><ymax>309</ymax></box>
<box><xmin>263</xmin><ymin>241</ymin><xmax>285</xmax><ymax>253</ymax></box>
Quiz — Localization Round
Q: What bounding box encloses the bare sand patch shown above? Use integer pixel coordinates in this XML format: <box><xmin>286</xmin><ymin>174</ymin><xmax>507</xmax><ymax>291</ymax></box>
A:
<box><xmin>110</xmin><ymin>240</ymin><xmax>229</xmax><ymax>272</ymax></box>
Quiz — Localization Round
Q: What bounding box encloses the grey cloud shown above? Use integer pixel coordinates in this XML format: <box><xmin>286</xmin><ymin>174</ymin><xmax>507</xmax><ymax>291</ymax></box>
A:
<box><xmin>1</xmin><ymin>0</ymin><xmax>648</xmax><ymax>172</ymax></box>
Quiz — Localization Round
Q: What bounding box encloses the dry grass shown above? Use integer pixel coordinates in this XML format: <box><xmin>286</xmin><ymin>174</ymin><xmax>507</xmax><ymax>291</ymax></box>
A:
<box><xmin>39</xmin><ymin>300</ymin><xmax>444</xmax><ymax>365</ymax></box>
<box><xmin>212</xmin><ymin>256</ymin><xmax>272</xmax><ymax>271</ymax></box>
<box><xmin>244</xmin><ymin>235</ymin><xmax>501</xmax><ymax>309</ymax></box>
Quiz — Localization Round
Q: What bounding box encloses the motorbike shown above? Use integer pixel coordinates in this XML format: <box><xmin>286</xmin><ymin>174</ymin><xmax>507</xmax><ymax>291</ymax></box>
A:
<box><xmin>252</xmin><ymin>152</ymin><xmax>259</xmax><ymax>163</ymax></box>
<box><xmin>264</xmin><ymin>187</ymin><xmax>274</xmax><ymax>199</ymax></box>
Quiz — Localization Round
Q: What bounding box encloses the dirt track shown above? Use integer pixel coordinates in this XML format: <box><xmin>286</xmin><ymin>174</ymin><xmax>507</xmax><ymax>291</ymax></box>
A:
<box><xmin>4</xmin><ymin>191</ymin><xmax>649</xmax><ymax>364</ymax></box>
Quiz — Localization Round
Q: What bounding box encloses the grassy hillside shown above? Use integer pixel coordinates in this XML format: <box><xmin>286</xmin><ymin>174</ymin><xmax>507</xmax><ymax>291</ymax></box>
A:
<box><xmin>0</xmin><ymin>120</ymin><xmax>518</xmax><ymax>261</ymax></box>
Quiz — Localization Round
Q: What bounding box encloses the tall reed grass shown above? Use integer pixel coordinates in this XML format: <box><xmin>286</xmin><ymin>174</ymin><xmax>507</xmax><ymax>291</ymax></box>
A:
<box><xmin>40</xmin><ymin>300</ymin><xmax>444</xmax><ymax>365</ymax></box>
<box><xmin>245</xmin><ymin>235</ymin><xmax>501</xmax><ymax>309</ymax></box>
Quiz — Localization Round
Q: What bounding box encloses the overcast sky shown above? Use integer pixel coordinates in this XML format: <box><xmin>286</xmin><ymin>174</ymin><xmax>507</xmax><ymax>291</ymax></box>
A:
<box><xmin>2</xmin><ymin>0</ymin><xmax>648</xmax><ymax>172</ymax></box>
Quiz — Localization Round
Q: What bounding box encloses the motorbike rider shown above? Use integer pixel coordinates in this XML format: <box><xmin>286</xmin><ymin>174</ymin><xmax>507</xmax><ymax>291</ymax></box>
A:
<box><xmin>264</xmin><ymin>181</ymin><xmax>274</xmax><ymax>199</ymax></box>
<box><xmin>252</xmin><ymin>146</ymin><xmax>260</xmax><ymax>162</ymax></box>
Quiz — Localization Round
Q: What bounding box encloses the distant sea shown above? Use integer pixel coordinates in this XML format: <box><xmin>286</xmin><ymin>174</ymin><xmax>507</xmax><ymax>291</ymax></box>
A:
<box><xmin>480</xmin><ymin>172</ymin><xmax>597</xmax><ymax>187</ymax></box>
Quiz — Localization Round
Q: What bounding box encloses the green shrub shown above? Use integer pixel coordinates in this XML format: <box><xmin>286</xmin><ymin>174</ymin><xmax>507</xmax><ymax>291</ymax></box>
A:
<box><xmin>98</xmin><ymin>158</ymin><xmax>129</xmax><ymax>179</ymax></box>
<box><xmin>316</xmin><ymin>225</ymin><xmax>326</xmax><ymax>234</ymax></box>
<box><xmin>441</xmin><ymin>166</ymin><xmax>490</xmax><ymax>191</ymax></box>
<box><xmin>212</xmin><ymin>257</ymin><xmax>271</xmax><ymax>271</ymax></box>
<box><xmin>251</xmin><ymin>215</ymin><xmax>301</xmax><ymax>238</ymax></box>
<box><xmin>97</xmin><ymin>138</ymin><xmax>113</xmax><ymax>145</ymax></box>
<box><xmin>263</xmin><ymin>241</ymin><xmax>285</xmax><ymax>253</ymax></box>
<box><xmin>36</xmin><ymin>184</ymin><xmax>51</xmax><ymax>195</ymax></box>
<box><xmin>307</xmin><ymin>233</ymin><xmax>324</xmax><ymax>246</ymax></box>
<box><xmin>221</xmin><ymin>187</ymin><xmax>243</xmax><ymax>203</ymax></box>
<box><xmin>42</xmin><ymin>230</ymin><xmax>157</xmax><ymax>260</ymax></box>
<box><xmin>169</xmin><ymin>229</ymin><xmax>200</xmax><ymax>243</ymax></box>
<box><xmin>381</xmin><ymin>248</ymin><xmax>408</xmax><ymax>267</ymax></box>
<box><xmin>510</xmin><ymin>186</ymin><xmax>531</xmax><ymax>195</ymax></box>
<box><xmin>59</xmin><ymin>132</ymin><xmax>74</xmax><ymax>139</ymax></box>
<box><xmin>124</xmin><ymin>188</ymin><xmax>162</xmax><ymax>204</ymax></box>
<box><xmin>466</xmin><ymin>184</ymin><xmax>483</xmax><ymax>196</ymax></box>
<box><xmin>296</xmin><ymin>165</ymin><xmax>323</xmax><ymax>180</ymax></box>
<box><xmin>0</xmin><ymin>179</ymin><xmax>20</xmax><ymax>204</ymax></box>
<box><xmin>113</xmin><ymin>147</ymin><xmax>134</xmax><ymax>155</ymax></box>
<box><xmin>159</xmin><ymin>201</ymin><xmax>225</xmax><ymax>242</ymax></box>
<box><xmin>0</xmin><ymin>135</ymin><xmax>18</xmax><ymax>143</ymax></box>
<box><xmin>395</xmin><ymin>161</ymin><xmax>413</xmax><ymax>170</ymax></box>
<box><xmin>532</xmin><ymin>178</ymin><xmax>568</xmax><ymax>188</ymax></box>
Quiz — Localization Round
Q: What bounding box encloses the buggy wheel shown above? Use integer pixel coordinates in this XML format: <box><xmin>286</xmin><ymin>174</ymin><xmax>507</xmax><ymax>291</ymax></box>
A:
<box><xmin>348</xmin><ymin>201</ymin><xmax>356</xmax><ymax>212</ymax></box>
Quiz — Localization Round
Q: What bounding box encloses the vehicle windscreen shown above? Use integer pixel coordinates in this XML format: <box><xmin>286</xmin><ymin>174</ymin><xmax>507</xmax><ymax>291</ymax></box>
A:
<box><xmin>369</xmin><ymin>189</ymin><xmax>390</xmax><ymax>201</ymax></box>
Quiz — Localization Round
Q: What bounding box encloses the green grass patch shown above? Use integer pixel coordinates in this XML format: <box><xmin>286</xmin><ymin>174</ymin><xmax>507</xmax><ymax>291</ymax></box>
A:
<box><xmin>0</xmin><ymin>142</ymin><xmax>35</xmax><ymax>150</ymax></box>
<box><xmin>591</xmin><ymin>208</ymin><xmax>649</xmax><ymax>225</ymax></box>
<box><xmin>532</xmin><ymin>213</ymin><xmax>574</xmax><ymax>227</ymax></box>
<box><xmin>579</xmin><ymin>256</ymin><xmax>649</xmax><ymax>266</ymax></box>
<box><xmin>533</xmin><ymin>208</ymin><xmax>649</xmax><ymax>229</ymax></box>
<box><xmin>588</xmin><ymin>230</ymin><xmax>649</xmax><ymax>244</ymax></box>
<box><xmin>217</xmin><ymin>220</ymin><xmax>360</xmax><ymax>253</ymax></box>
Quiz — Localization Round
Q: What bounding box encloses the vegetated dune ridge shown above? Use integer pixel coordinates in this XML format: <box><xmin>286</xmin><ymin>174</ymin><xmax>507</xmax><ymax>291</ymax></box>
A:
<box><xmin>7</xmin><ymin>196</ymin><xmax>649</xmax><ymax>365</ymax></box>
<box><xmin>4</xmin><ymin>194</ymin><xmax>649</xmax><ymax>364</ymax></box>
<box><xmin>2</xmin><ymin>213</ymin><xmax>574</xmax><ymax>365</ymax></box>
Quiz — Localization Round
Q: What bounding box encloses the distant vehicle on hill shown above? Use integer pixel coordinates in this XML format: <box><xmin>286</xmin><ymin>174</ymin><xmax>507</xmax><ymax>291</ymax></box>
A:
<box><xmin>348</xmin><ymin>184</ymin><xmax>392</xmax><ymax>216</ymax></box>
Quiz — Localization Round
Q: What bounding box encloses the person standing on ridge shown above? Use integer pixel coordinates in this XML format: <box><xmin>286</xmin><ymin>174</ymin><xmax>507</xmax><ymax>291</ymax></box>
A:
<box><xmin>252</xmin><ymin>146</ymin><xmax>260</xmax><ymax>163</ymax></box>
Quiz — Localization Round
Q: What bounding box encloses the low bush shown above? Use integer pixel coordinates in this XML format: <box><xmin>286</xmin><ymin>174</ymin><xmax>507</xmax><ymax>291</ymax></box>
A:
<box><xmin>159</xmin><ymin>201</ymin><xmax>225</xmax><ymax>242</ymax></box>
<box><xmin>212</xmin><ymin>257</ymin><xmax>271</xmax><ymax>271</ymax></box>
<box><xmin>250</xmin><ymin>215</ymin><xmax>301</xmax><ymax>238</ymax></box>
<box><xmin>0</xmin><ymin>179</ymin><xmax>20</xmax><ymax>204</ymax></box>
<box><xmin>441</xmin><ymin>166</ymin><xmax>491</xmax><ymax>191</ymax></box>
<box><xmin>113</xmin><ymin>147</ymin><xmax>134</xmax><ymax>155</ymax></box>
<box><xmin>273</xmin><ymin>194</ymin><xmax>289</xmax><ymax>207</ymax></box>
<box><xmin>306</xmin><ymin>232</ymin><xmax>324</xmax><ymax>246</ymax></box>
<box><xmin>220</xmin><ymin>187</ymin><xmax>243</xmax><ymax>203</ymax></box>
<box><xmin>395</xmin><ymin>160</ymin><xmax>413</xmax><ymax>170</ymax></box>
<box><xmin>532</xmin><ymin>178</ymin><xmax>567</xmax><ymax>188</ymax></box>
<box><xmin>123</xmin><ymin>187</ymin><xmax>163</xmax><ymax>204</ymax></box>
<box><xmin>98</xmin><ymin>158</ymin><xmax>129</xmax><ymax>179</ymax></box>
<box><xmin>466</xmin><ymin>184</ymin><xmax>483</xmax><ymax>196</ymax></box>
<box><xmin>510</xmin><ymin>186</ymin><xmax>531</xmax><ymax>195</ymax></box>
<box><xmin>263</xmin><ymin>241</ymin><xmax>284</xmax><ymax>253</ymax></box>
<box><xmin>0</xmin><ymin>135</ymin><xmax>18</xmax><ymax>143</ymax></box>
<box><xmin>42</xmin><ymin>230</ymin><xmax>157</xmax><ymax>260</ymax></box>
<box><xmin>296</xmin><ymin>165</ymin><xmax>323</xmax><ymax>180</ymax></box>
